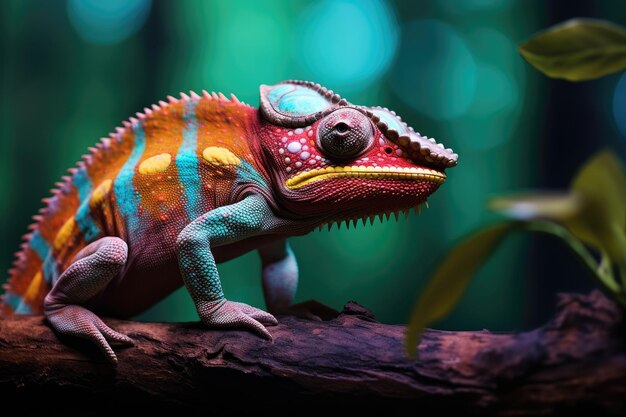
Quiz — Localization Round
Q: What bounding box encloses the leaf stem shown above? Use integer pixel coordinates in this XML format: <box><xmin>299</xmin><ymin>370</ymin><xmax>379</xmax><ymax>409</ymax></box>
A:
<box><xmin>524</xmin><ymin>221</ymin><xmax>626</xmax><ymax>305</ymax></box>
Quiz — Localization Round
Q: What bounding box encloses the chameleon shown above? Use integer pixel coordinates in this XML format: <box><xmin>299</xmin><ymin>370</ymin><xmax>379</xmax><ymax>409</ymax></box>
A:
<box><xmin>0</xmin><ymin>80</ymin><xmax>457</xmax><ymax>365</ymax></box>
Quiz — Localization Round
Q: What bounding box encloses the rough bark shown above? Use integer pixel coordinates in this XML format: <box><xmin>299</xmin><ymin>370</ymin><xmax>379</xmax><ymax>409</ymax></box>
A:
<box><xmin>0</xmin><ymin>291</ymin><xmax>624</xmax><ymax>415</ymax></box>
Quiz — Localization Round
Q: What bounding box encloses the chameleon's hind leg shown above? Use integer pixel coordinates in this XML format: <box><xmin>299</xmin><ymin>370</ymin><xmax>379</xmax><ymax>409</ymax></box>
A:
<box><xmin>259</xmin><ymin>239</ymin><xmax>339</xmax><ymax>321</ymax></box>
<box><xmin>44</xmin><ymin>236</ymin><xmax>133</xmax><ymax>365</ymax></box>
<box><xmin>259</xmin><ymin>239</ymin><xmax>298</xmax><ymax>314</ymax></box>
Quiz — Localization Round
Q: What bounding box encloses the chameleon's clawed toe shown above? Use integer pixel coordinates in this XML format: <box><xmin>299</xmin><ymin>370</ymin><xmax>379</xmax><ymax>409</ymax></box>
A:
<box><xmin>233</xmin><ymin>301</ymin><xmax>279</xmax><ymax>326</ymax></box>
<box><xmin>198</xmin><ymin>299</ymin><xmax>277</xmax><ymax>340</ymax></box>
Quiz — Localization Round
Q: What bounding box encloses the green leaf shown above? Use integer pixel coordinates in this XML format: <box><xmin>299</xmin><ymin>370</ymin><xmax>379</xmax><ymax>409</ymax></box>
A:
<box><xmin>489</xmin><ymin>192</ymin><xmax>581</xmax><ymax>221</ymax></box>
<box><xmin>524</xmin><ymin>221</ymin><xmax>621</xmax><ymax>298</ymax></box>
<box><xmin>405</xmin><ymin>223</ymin><xmax>513</xmax><ymax>358</ymax></box>
<box><xmin>568</xmin><ymin>150</ymin><xmax>626</xmax><ymax>263</ymax></box>
<box><xmin>519</xmin><ymin>18</ymin><xmax>626</xmax><ymax>81</ymax></box>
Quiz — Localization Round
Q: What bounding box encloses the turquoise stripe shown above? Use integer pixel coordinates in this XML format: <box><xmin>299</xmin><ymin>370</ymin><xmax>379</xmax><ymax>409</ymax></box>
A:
<box><xmin>75</xmin><ymin>201</ymin><xmax>101</xmax><ymax>243</ymax></box>
<box><xmin>176</xmin><ymin>100</ymin><xmax>202</xmax><ymax>220</ymax></box>
<box><xmin>4</xmin><ymin>292</ymin><xmax>25</xmax><ymax>311</ymax></box>
<box><xmin>29</xmin><ymin>230</ymin><xmax>50</xmax><ymax>261</ymax></box>
<box><xmin>15</xmin><ymin>299</ymin><xmax>33</xmax><ymax>314</ymax></box>
<box><xmin>42</xmin><ymin>254</ymin><xmax>59</xmax><ymax>284</ymax></box>
<box><xmin>73</xmin><ymin>165</ymin><xmax>93</xmax><ymax>202</ymax></box>
<box><xmin>30</xmin><ymin>230</ymin><xmax>58</xmax><ymax>284</ymax></box>
<box><xmin>74</xmin><ymin>162</ymin><xmax>101</xmax><ymax>245</ymax></box>
<box><xmin>114</xmin><ymin>122</ymin><xmax>146</xmax><ymax>232</ymax></box>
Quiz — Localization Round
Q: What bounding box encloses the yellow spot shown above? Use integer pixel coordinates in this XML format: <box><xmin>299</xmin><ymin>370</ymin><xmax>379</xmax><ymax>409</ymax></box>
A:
<box><xmin>139</xmin><ymin>153</ymin><xmax>172</xmax><ymax>174</ymax></box>
<box><xmin>202</xmin><ymin>146</ymin><xmax>240</xmax><ymax>166</ymax></box>
<box><xmin>54</xmin><ymin>217</ymin><xmax>76</xmax><ymax>251</ymax></box>
<box><xmin>90</xmin><ymin>179</ymin><xmax>112</xmax><ymax>208</ymax></box>
<box><xmin>24</xmin><ymin>272</ymin><xmax>43</xmax><ymax>302</ymax></box>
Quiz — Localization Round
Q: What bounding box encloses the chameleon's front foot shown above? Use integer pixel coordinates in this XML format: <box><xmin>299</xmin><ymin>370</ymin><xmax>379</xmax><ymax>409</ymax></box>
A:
<box><xmin>198</xmin><ymin>299</ymin><xmax>278</xmax><ymax>340</ymax></box>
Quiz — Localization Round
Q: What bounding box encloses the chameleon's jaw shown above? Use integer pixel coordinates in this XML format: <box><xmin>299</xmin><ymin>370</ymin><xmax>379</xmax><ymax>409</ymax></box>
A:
<box><xmin>285</xmin><ymin>165</ymin><xmax>446</xmax><ymax>190</ymax></box>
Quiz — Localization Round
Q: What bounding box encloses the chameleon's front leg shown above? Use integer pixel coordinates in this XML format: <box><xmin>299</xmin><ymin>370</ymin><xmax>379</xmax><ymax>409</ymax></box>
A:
<box><xmin>176</xmin><ymin>194</ymin><xmax>278</xmax><ymax>339</ymax></box>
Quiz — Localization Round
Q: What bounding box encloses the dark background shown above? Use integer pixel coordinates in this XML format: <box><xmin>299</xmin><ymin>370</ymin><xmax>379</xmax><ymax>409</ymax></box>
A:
<box><xmin>2</xmin><ymin>0</ymin><xmax>625</xmax><ymax>330</ymax></box>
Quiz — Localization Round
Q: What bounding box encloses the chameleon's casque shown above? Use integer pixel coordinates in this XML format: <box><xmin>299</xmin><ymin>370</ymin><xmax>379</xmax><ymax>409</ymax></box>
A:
<box><xmin>0</xmin><ymin>80</ymin><xmax>457</xmax><ymax>364</ymax></box>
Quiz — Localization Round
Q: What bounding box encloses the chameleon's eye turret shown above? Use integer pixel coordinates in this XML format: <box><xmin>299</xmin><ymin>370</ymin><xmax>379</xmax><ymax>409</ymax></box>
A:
<box><xmin>317</xmin><ymin>108</ymin><xmax>373</xmax><ymax>161</ymax></box>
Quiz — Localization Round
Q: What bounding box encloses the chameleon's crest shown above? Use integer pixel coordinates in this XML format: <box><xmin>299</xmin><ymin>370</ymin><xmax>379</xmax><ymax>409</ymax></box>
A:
<box><xmin>259</xmin><ymin>80</ymin><xmax>348</xmax><ymax>127</ymax></box>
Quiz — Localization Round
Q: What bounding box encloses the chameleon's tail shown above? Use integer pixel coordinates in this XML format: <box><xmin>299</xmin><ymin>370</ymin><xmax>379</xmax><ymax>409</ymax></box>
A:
<box><xmin>0</xmin><ymin>207</ymin><xmax>74</xmax><ymax>316</ymax></box>
<box><xmin>1</xmin><ymin>163</ymin><xmax>90</xmax><ymax>316</ymax></box>
<box><xmin>1</xmin><ymin>231</ymin><xmax>54</xmax><ymax>316</ymax></box>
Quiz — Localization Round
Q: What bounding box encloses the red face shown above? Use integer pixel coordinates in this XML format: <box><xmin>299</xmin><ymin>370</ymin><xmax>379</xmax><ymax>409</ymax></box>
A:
<box><xmin>256</xmin><ymin>81</ymin><xmax>457</xmax><ymax>222</ymax></box>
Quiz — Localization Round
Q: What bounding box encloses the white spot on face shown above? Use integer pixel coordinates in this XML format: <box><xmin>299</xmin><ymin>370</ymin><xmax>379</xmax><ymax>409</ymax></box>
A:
<box><xmin>295</xmin><ymin>161</ymin><xmax>302</xmax><ymax>168</ymax></box>
<box><xmin>286</xmin><ymin>167</ymin><xmax>292</xmax><ymax>172</ymax></box>
<box><xmin>379</xmin><ymin>138</ymin><xmax>385</xmax><ymax>146</ymax></box>
<box><xmin>315</xmin><ymin>155</ymin><xmax>321</xmax><ymax>160</ymax></box>
<box><xmin>295</xmin><ymin>128</ymin><xmax>304</xmax><ymax>134</ymax></box>
<box><xmin>305</xmin><ymin>126</ymin><xmax>312</xmax><ymax>131</ymax></box>
<box><xmin>284</xmin><ymin>157</ymin><xmax>291</xmax><ymax>163</ymax></box>
<box><xmin>288</xmin><ymin>131</ymin><xmax>293</xmax><ymax>136</ymax></box>
<box><xmin>281</xmin><ymin>137</ymin><xmax>288</xmax><ymax>143</ymax></box>
<box><xmin>308</xmin><ymin>159</ymin><xmax>316</xmax><ymax>165</ymax></box>
<box><xmin>396</xmin><ymin>149</ymin><xmax>403</xmax><ymax>156</ymax></box>
<box><xmin>279</xmin><ymin>148</ymin><xmax>285</xmax><ymax>155</ymax></box>
<box><xmin>287</xmin><ymin>142</ymin><xmax>302</xmax><ymax>153</ymax></box>
<box><xmin>308</xmin><ymin>130</ymin><xmax>313</xmax><ymax>137</ymax></box>
<box><xmin>302</xmin><ymin>145</ymin><xmax>309</xmax><ymax>151</ymax></box>
<box><xmin>300</xmin><ymin>151</ymin><xmax>310</xmax><ymax>160</ymax></box>
<box><xmin>299</xmin><ymin>138</ymin><xmax>306</xmax><ymax>144</ymax></box>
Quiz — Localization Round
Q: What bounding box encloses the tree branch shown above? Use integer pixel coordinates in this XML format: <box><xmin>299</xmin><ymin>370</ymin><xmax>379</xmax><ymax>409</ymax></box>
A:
<box><xmin>1</xmin><ymin>291</ymin><xmax>625</xmax><ymax>415</ymax></box>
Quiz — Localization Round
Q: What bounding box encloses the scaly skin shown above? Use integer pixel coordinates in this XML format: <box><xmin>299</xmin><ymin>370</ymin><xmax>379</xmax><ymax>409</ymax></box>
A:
<box><xmin>0</xmin><ymin>81</ymin><xmax>457</xmax><ymax>365</ymax></box>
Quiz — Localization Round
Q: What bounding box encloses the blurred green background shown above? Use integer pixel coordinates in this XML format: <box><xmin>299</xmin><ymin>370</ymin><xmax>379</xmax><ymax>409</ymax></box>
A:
<box><xmin>2</xmin><ymin>0</ymin><xmax>626</xmax><ymax>330</ymax></box>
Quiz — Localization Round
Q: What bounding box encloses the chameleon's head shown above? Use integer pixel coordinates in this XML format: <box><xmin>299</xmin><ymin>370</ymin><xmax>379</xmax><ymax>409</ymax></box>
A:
<box><xmin>257</xmin><ymin>81</ymin><xmax>458</xmax><ymax>224</ymax></box>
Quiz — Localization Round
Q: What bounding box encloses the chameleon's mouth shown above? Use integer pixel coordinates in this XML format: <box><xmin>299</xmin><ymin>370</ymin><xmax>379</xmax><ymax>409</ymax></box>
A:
<box><xmin>285</xmin><ymin>166</ymin><xmax>446</xmax><ymax>189</ymax></box>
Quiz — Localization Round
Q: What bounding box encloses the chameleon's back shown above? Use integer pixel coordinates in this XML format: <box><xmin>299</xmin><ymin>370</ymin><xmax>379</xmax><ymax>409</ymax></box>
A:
<box><xmin>1</xmin><ymin>93</ymin><xmax>260</xmax><ymax>315</ymax></box>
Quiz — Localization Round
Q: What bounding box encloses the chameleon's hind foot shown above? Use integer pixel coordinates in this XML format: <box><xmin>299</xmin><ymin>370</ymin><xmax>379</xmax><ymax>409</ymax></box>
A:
<box><xmin>198</xmin><ymin>299</ymin><xmax>278</xmax><ymax>340</ymax></box>
<box><xmin>43</xmin><ymin>237</ymin><xmax>130</xmax><ymax>365</ymax></box>
<box><xmin>46</xmin><ymin>304</ymin><xmax>133</xmax><ymax>365</ymax></box>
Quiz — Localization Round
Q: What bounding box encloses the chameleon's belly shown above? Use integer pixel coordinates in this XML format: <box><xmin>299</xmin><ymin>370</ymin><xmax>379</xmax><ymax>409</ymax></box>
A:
<box><xmin>87</xmin><ymin>233</ymin><xmax>282</xmax><ymax>318</ymax></box>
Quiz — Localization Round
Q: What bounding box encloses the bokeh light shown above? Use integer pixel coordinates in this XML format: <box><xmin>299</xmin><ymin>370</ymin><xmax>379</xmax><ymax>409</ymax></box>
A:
<box><xmin>472</xmin><ymin>65</ymin><xmax>518</xmax><ymax>116</ymax></box>
<box><xmin>297</xmin><ymin>0</ymin><xmax>398</xmax><ymax>93</ymax></box>
<box><xmin>447</xmin><ymin>28</ymin><xmax>523</xmax><ymax>151</ymax></box>
<box><xmin>391</xmin><ymin>19</ymin><xmax>477</xmax><ymax>120</ymax></box>
<box><xmin>204</xmin><ymin>1</ymin><xmax>290</xmax><ymax>99</ymax></box>
<box><xmin>613</xmin><ymin>71</ymin><xmax>626</xmax><ymax>138</ymax></box>
<box><xmin>437</xmin><ymin>0</ymin><xmax>512</xmax><ymax>12</ymax></box>
<box><xmin>67</xmin><ymin>0</ymin><xmax>151</xmax><ymax>45</ymax></box>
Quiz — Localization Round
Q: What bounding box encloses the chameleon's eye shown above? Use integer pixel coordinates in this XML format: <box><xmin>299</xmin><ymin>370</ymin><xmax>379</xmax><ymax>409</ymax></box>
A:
<box><xmin>317</xmin><ymin>108</ymin><xmax>373</xmax><ymax>160</ymax></box>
